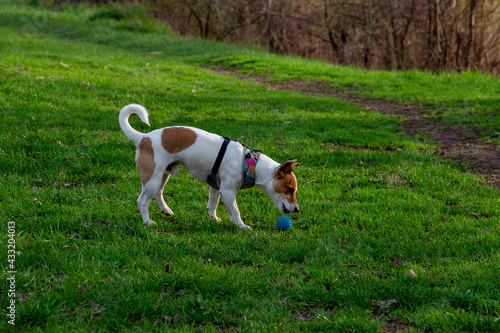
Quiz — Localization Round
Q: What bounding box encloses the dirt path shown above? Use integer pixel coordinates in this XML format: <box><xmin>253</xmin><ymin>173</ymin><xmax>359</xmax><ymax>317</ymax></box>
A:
<box><xmin>209</xmin><ymin>68</ymin><xmax>500</xmax><ymax>187</ymax></box>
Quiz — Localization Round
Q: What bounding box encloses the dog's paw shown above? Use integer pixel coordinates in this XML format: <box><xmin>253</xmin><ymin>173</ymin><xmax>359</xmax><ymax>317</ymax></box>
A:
<box><xmin>240</xmin><ymin>224</ymin><xmax>252</xmax><ymax>232</ymax></box>
<box><xmin>144</xmin><ymin>220</ymin><xmax>157</xmax><ymax>226</ymax></box>
<box><xmin>161</xmin><ymin>208</ymin><xmax>174</xmax><ymax>216</ymax></box>
<box><xmin>210</xmin><ymin>215</ymin><xmax>222</xmax><ymax>222</ymax></box>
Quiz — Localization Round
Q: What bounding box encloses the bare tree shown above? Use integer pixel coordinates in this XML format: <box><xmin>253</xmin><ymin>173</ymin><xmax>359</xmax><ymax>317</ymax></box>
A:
<box><xmin>149</xmin><ymin>0</ymin><xmax>500</xmax><ymax>74</ymax></box>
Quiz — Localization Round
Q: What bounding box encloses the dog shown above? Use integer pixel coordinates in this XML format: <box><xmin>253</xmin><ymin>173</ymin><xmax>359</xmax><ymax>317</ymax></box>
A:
<box><xmin>119</xmin><ymin>104</ymin><xmax>300</xmax><ymax>231</ymax></box>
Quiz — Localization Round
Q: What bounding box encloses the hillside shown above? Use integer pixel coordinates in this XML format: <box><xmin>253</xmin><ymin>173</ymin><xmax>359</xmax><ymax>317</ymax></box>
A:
<box><xmin>0</xmin><ymin>2</ymin><xmax>499</xmax><ymax>332</ymax></box>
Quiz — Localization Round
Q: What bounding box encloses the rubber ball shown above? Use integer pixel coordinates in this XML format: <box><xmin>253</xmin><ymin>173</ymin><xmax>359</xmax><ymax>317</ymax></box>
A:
<box><xmin>276</xmin><ymin>216</ymin><xmax>292</xmax><ymax>231</ymax></box>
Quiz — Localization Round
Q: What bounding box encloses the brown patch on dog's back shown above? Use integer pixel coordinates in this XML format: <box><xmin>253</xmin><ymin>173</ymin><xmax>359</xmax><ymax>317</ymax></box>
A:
<box><xmin>136</xmin><ymin>137</ymin><xmax>156</xmax><ymax>185</ymax></box>
<box><xmin>161</xmin><ymin>127</ymin><xmax>197</xmax><ymax>154</ymax></box>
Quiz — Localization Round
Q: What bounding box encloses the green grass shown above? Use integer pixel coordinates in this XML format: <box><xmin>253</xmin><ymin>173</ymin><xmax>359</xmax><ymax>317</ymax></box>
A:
<box><xmin>1</xmin><ymin>1</ymin><xmax>499</xmax><ymax>142</ymax></box>
<box><xmin>0</xmin><ymin>1</ymin><xmax>499</xmax><ymax>332</ymax></box>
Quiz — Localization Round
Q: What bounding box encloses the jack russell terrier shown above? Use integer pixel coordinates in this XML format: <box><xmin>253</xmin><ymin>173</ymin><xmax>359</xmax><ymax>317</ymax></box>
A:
<box><xmin>119</xmin><ymin>104</ymin><xmax>300</xmax><ymax>231</ymax></box>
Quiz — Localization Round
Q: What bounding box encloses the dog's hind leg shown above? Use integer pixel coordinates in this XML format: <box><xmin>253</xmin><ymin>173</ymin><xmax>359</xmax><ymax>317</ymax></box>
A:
<box><xmin>155</xmin><ymin>172</ymin><xmax>174</xmax><ymax>216</ymax></box>
<box><xmin>135</xmin><ymin>136</ymin><xmax>161</xmax><ymax>225</ymax></box>
<box><xmin>138</xmin><ymin>171</ymin><xmax>170</xmax><ymax>225</ymax></box>
<box><xmin>207</xmin><ymin>187</ymin><xmax>221</xmax><ymax>222</ymax></box>
<box><xmin>137</xmin><ymin>186</ymin><xmax>156</xmax><ymax>225</ymax></box>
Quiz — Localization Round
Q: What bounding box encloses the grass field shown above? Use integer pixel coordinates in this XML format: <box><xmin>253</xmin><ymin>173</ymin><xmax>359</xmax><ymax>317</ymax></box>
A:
<box><xmin>1</xmin><ymin>1</ymin><xmax>499</xmax><ymax>332</ymax></box>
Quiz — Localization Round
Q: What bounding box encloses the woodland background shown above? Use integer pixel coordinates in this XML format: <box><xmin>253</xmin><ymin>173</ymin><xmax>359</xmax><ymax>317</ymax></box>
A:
<box><xmin>142</xmin><ymin>0</ymin><xmax>500</xmax><ymax>74</ymax></box>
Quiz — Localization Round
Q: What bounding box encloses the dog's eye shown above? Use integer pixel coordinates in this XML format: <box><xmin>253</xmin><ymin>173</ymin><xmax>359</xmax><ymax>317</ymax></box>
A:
<box><xmin>288</xmin><ymin>188</ymin><xmax>295</xmax><ymax>195</ymax></box>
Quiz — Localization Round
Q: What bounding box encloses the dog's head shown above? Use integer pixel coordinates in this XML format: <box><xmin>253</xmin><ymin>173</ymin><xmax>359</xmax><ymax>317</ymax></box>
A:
<box><xmin>268</xmin><ymin>160</ymin><xmax>300</xmax><ymax>214</ymax></box>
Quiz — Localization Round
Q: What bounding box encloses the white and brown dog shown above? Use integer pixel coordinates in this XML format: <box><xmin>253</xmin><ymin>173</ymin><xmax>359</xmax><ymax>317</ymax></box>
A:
<box><xmin>119</xmin><ymin>104</ymin><xmax>299</xmax><ymax>231</ymax></box>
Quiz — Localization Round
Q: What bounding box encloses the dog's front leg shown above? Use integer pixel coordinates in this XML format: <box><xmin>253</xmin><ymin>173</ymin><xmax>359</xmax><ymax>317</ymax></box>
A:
<box><xmin>207</xmin><ymin>187</ymin><xmax>221</xmax><ymax>222</ymax></box>
<box><xmin>219</xmin><ymin>189</ymin><xmax>252</xmax><ymax>231</ymax></box>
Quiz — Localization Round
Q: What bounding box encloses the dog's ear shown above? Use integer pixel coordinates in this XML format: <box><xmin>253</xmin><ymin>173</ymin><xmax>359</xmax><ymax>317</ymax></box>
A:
<box><xmin>276</xmin><ymin>160</ymin><xmax>300</xmax><ymax>178</ymax></box>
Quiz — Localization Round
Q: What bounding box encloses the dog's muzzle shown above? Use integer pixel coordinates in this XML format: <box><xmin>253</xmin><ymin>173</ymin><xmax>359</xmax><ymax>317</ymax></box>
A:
<box><xmin>282</xmin><ymin>204</ymin><xmax>299</xmax><ymax>214</ymax></box>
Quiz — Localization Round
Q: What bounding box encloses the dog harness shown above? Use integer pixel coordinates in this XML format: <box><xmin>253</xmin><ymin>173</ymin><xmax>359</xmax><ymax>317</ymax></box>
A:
<box><xmin>241</xmin><ymin>147</ymin><xmax>261</xmax><ymax>189</ymax></box>
<box><xmin>207</xmin><ymin>137</ymin><xmax>260</xmax><ymax>190</ymax></box>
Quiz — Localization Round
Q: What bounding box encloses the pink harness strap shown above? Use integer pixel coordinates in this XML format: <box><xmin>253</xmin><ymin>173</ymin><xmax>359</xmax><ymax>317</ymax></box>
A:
<box><xmin>241</xmin><ymin>147</ymin><xmax>260</xmax><ymax>189</ymax></box>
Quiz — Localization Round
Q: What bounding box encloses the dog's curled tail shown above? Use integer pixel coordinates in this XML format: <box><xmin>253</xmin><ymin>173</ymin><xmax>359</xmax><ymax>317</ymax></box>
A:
<box><xmin>119</xmin><ymin>104</ymin><xmax>150</xmax><ymax>145</ymax></box>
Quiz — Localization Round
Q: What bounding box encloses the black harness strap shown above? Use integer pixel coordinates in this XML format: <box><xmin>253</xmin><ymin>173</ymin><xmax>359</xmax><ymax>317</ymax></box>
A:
<box><xmin>207</xmin><ymin>136</ymin><xmax>231</xmax><ymax>190</ymax></box>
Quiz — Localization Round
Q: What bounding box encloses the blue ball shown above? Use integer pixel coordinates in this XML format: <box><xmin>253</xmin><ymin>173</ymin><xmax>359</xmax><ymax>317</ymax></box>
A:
<box><xmin>277</xmin><ymin>216</ymin><xmax>292</xmax><ymax>231</ymax></box>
